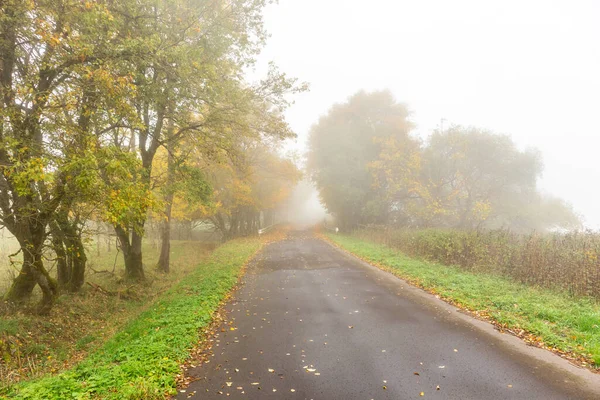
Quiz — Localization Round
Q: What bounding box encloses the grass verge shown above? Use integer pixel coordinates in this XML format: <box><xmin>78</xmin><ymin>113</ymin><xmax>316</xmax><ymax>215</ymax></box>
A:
<box><xmin>0</xmin><ymin>240</ymin><xmax>215</xmax><ymax>386</ymax></box>
<box><xmin>1</xmin><ymin>237</ymin><xmax>262</xmax><ymax>399</ymax></box>
<box><xmin>325</xmin><ymin>233</ymin><xmax>600</xmax><ymax>369</ymax></box>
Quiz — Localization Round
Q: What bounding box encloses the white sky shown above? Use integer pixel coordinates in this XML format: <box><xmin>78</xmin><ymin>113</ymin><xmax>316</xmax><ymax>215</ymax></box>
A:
<box><xmin>253</xmin><ymin>0</ymin><xmax>600</xmax><ymax>229</ymax></box>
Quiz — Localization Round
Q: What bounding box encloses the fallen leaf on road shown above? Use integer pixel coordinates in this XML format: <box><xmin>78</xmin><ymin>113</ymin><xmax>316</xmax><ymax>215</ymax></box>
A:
<box><xmin>436</xmin><ymin>385</ymin><xmax>440</xmax><ymax>391</ymax></box>
<box><xmin>420</xmin><ymin>392</ymin><xmax>424</xmax><ymax>396</ymax></box>
<box><xmin>268</xmin><ymin>368</ymin><xmax>275</xmax><ymax>373</ymax></box>
<box><xmin>226</xmin><ymin>382</ymin><xmax>232</xmax><ymax>387</ymax></box>
<box><xmin>251</xmin><ymin>382</ymin><xmax>259</xmax><ymax>385</ymax></box>
<box><xmin>291</xmin><ymin>389</ymin><xmax>296</xmax><ymax>392</ymax></box>
<box><xmin>414</xmin><ymin>372</ymin><xmax>420</xmax><ymax>376</ymax></box>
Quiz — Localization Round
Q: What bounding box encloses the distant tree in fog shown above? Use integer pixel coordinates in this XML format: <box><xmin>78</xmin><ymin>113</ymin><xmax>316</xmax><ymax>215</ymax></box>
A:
<box><xmin>309</xmin><ymin>91</ymin><xmax>580</xmax><ymax>232</ymax></box>
<box><xmin>308</xmin><ymin>90</ymin><xmax>414</xmax><ymax>229</ymax></box>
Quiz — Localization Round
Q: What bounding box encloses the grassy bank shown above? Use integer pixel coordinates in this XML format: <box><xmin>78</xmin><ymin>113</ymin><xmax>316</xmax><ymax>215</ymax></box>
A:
<box><xmin>0</xmin><ymin>240</ymin><xmax>215</xmax><ymax>386</ymax></box>
<box><xmin>2</xmin><ymin>237</ymin><xmax>262</xmax><ymax>399</ymax></box>
<box><xmin>325</xmin><ymin>233</ymin><xmax>600</xmax><ymax>369</ymax></box>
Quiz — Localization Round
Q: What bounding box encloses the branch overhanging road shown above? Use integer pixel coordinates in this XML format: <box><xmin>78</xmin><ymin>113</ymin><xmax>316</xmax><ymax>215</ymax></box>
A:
<box><xmin>176</xmin><ymin>230</ymin><xmax>600</xmax><ymax>399</ymax></box>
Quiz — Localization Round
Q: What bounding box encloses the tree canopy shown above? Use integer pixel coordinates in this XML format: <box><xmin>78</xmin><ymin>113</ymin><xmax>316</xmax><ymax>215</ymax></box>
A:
<box><xmin>308</xmin><ymin>90</ymin><xmax>580</xmax><ymax>232</ymax></box>
<box><xmin>0</xmin><ymin>0</ymin><xmax>304</xmax><ymax>313</ymax></box>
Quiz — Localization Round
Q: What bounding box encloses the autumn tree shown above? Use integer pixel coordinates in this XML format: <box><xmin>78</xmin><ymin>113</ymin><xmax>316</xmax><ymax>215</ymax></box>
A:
<box><xmin>369</xmin><ymin>125</ymin><xmax>581</xmax><ymax>231</ymax></box>
<box><xmin>0</xmin><ymin>0</ymin><xmax>140</xmax><ymax>312</ymax></box>
<box><xmin>201</xmin><ymin>137</ymin><xmax>301</xmax><ymax>240</ymax></box>
<box><xmin>92</xmin><ymin>0</ymin><xmax>302</xmax><ymax>279</ymax></box>
<box><xmin>152</xmin><ymin>144</ymin><xmax>212</xmax><ymax>273</ymax></box>
<box><xmin>307</xmin><ymin>90</ymin><xmax>413</xmax><ymax>229</ymax></box>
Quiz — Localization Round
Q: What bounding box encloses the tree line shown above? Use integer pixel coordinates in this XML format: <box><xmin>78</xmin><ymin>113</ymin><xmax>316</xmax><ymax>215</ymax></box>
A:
<box><xmin>0</xmin><ymin>0</ymin><xmax>303</xmax><ymax>314</ymax></box>
<box><xmin>308</xmin><ymin>90</ymin><xmax>580</xmax><ymax>231</ymax></box>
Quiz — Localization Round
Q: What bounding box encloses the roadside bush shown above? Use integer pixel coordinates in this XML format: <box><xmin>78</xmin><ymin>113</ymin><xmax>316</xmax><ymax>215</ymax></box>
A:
<box><xmin>354</xmin><ymin>227</ymin><xmax>600</xmax><ymax>298</ymax></box>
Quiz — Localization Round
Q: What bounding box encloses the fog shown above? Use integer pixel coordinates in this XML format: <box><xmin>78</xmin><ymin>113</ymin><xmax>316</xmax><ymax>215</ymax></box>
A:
<box><xmin>283</xmin><ymin>181</ymin><xmax>329</xmax><ymax>229</ymax></box>
<box><xmin>253</xmin><ymin>0</ymin><xmax>600</xmax><ymax>229</ymax></box>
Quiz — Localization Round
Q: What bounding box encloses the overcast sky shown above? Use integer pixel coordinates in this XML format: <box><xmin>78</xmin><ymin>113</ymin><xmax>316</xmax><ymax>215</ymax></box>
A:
<box><xmin>253</xmin><ymin>0</ymin><xmax>600</xmax><ymax>229</ymax></box>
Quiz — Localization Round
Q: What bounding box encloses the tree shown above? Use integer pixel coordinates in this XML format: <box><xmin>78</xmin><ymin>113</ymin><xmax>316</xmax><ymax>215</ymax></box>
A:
<box><xmin>420</xmin><ymin>127</ymin><xmax>543</xmax><ymax>229</ymax></box>
<box><xmin>369</xmin><ymin>125</ymin><xmax>581</xmax><ymax>231</ymax></box>
<box><xmin>0</xmin><ymin>0</ymin><xmax>133</xmax><ymax>313</ymax></box>
<box><xmin>308</xmin><ymin>90</ymin><xmax>413</xmax><ymax>229</ymax></box>
<box><xmin>202</xmin><ymin>138</ymin><xmax>301</xmax><ymax>240</ymax></box>
<box><xmin>152</xmin><ymin>143</ymin><xmax>212</xmax><ymax>273</ymax></box>
<box><xmin>99</xmin><ymin>0</ymin><xmax>302</xmax><ymax>279</ymax></box>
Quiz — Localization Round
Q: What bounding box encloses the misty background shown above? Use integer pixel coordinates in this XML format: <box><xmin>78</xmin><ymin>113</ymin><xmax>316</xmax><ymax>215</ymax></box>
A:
<box><xmin>252</xmin><ymin>0</ymin><xmax>600</xmax><ymax>229</ymax></box>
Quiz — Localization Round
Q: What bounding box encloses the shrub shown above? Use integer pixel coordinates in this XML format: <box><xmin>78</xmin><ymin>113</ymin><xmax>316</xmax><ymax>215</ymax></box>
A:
<box><xmin>354</xmin><ymin>227</ymin><xmax>600</xmax><ymax>298</ymax></box>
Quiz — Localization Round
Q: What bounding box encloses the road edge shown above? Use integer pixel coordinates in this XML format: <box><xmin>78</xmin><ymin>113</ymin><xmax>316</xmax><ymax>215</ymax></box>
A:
<box><xmin>318</xmin><ymin>232</ymin><xmax>600</xmax><ymax>398</ymax></box>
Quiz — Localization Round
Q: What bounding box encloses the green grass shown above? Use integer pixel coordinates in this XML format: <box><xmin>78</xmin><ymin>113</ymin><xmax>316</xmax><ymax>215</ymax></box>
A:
<box><xmin>2</xmin><ymin>237</ymin><xmax>261</xmax><ymax>399</ymax></box>
<box><xmin>326</xmin><ymin>233</ymin><xmax>600</xmax><ymax>368</ymax></box>
<box><xmin>1</xmin><ymin>239</ymin><xmax>215</xmax><ymax>387</ymax></box>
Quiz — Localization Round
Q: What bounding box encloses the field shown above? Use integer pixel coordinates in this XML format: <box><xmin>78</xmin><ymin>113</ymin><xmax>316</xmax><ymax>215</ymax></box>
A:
<box><xmin>0</xmin><ymin>230</ymin><xmax>218</xmax><ymax>388</ymax></box>
<box><xmin>325</xmin><ymin>232</ymin><xmax>600</xmax><ymax>369</ymax></box>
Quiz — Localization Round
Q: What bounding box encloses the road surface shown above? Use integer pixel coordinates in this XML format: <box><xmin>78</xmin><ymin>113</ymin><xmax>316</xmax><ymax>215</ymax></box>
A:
<box><xmin>176</xmin><ymin>231</ymin><xmax>600</xmax><ymax>399</ymax></box>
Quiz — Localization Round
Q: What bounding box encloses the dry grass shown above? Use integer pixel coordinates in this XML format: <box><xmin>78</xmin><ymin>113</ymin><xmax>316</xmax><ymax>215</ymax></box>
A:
<box><xmin>354</xmin><ymin>227</ymin><xmax>600</xmax><ymax>299</ymax></box>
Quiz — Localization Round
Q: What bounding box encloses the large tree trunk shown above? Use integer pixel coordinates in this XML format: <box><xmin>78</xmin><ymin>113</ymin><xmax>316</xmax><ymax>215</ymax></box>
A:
<box><xmin>65</xmin><ymin>232</ymin><xmax>87</xmax><ymax>292</ymax></box>
<box><xmin>5</xmin><ymin>260</ymin><xmax>37</xmax><ymax>301</ymax></box>
<box><xmin>157</xmin><ymin>218</ymin><xmax>171</xmax><ymax>273</ymax></box>
<box><xmin>51</xmin><ymin>210</ymin><xmax>87</xmax><ymax>292</ymax></box>
<box><xmin>128</xmin><ymin>231</ymin><xmax>145</xmax><ymax>280</ymax></box>
<box><xmin>115</xmin><ymin>226</ymin><xmax>145</xmax><ymax>281</ymax></box>
<box><xmin>157</xmin><ymin>198</ymin><xmax>172</xmax><ymax>273</ymax></box>
<box><xmin>50</xmin><ymin>222</ymin><xmax>70</xmax><ymax>290</ymax></box>
<box><xmin>5</xmin><ymin>231</ymin><xmax>58</xmax><ymax>315</ymax></box>
<box><xmin>157</xmin><ymin>131</ymin><xmax>174</xmax><ymax>273</ymax></box>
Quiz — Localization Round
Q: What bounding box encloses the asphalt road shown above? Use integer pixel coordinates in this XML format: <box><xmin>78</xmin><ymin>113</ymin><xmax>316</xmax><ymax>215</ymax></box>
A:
<box><xmin>176</xmin><ymin>231</ymin><xmax>600</xmax><ymax>399</ymax></box>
